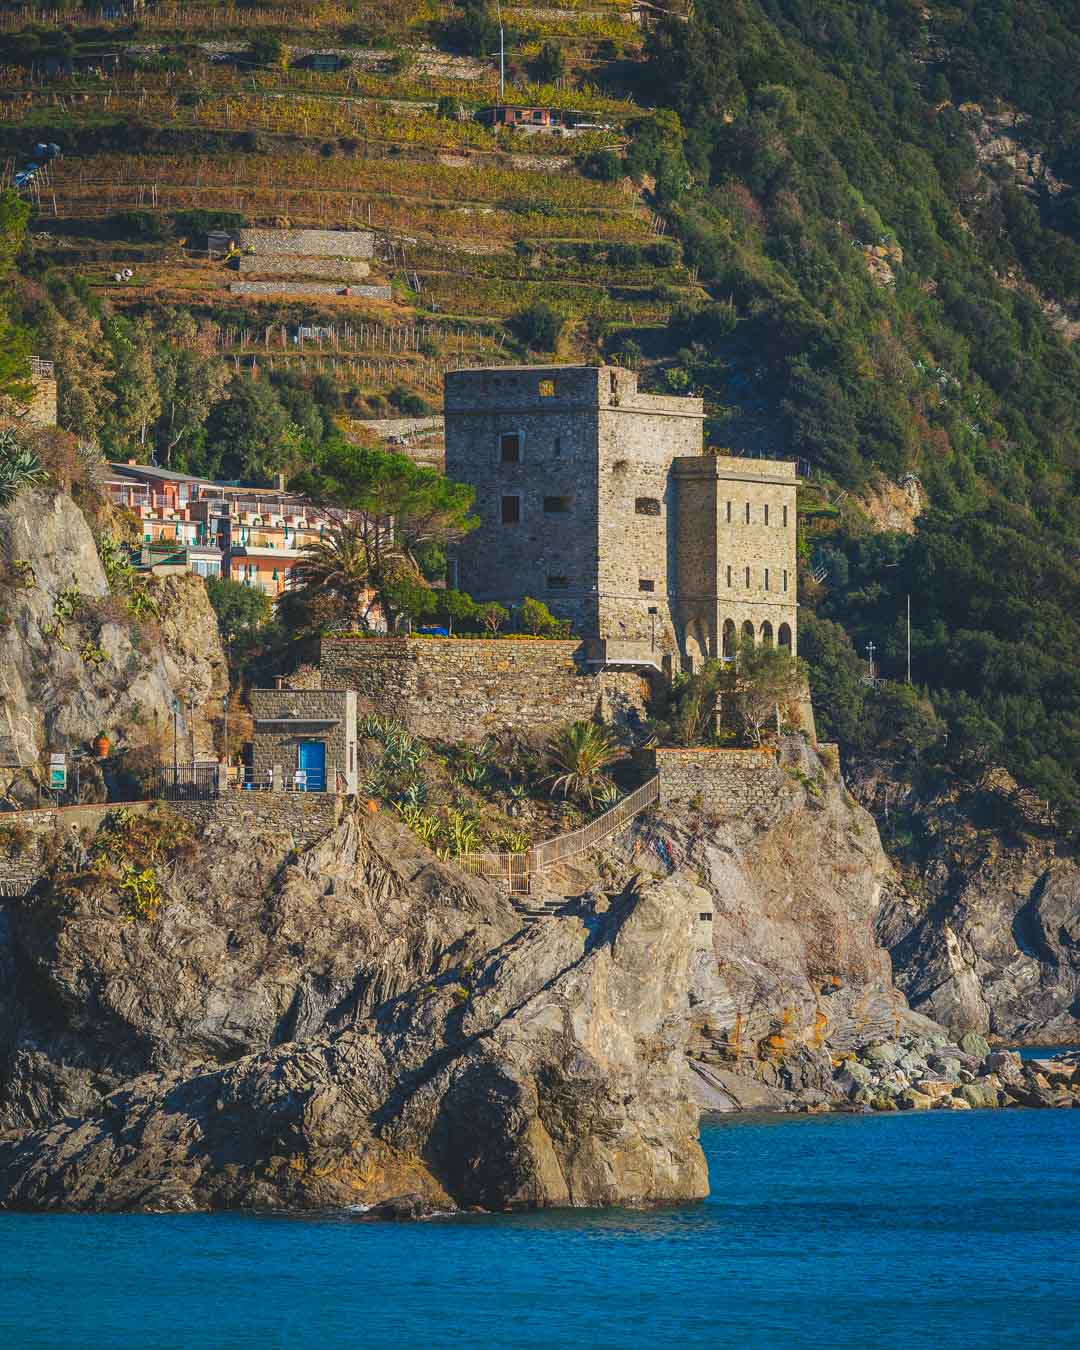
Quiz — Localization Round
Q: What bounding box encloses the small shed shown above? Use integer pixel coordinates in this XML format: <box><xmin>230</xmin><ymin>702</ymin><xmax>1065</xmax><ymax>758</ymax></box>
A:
<box><xmin>250</xmin><ymin>688</ymin><xmax>357</xmax><ymax>794</ymax></box>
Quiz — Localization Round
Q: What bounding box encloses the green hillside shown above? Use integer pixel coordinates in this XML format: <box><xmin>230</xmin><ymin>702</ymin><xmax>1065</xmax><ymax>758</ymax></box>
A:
<box><xmin>1</xmin><ymin>0</ymin><xmax>1078</xmax><ymax>829</ymax></box>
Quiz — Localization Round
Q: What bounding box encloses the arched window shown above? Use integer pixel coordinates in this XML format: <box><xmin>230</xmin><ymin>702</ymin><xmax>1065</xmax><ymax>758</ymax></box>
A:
<box><xmin>760</xmin><ymin>621</ymin><xmax>773</xmax><ymax>646</ymax></box>
<box><xmin>722</xmin><ymin>618</ymin><xmax>736</xmax><ymax>661</ymax></box>
<box><xmin>742</xmin><ymin>620</ymin><xmax>755</xmax><ymax>645</ymax></box>
<box><xmin>778</xmin><ymin>622</ymin><xmax>792</xmax><ymax>651</ymax></box>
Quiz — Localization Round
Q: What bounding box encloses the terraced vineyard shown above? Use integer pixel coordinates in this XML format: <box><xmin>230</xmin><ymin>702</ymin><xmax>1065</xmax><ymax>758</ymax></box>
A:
<box><xmin>3</xmin><ymin>0</ymin><xmax>684</xmax><ymax>405</ymax></box>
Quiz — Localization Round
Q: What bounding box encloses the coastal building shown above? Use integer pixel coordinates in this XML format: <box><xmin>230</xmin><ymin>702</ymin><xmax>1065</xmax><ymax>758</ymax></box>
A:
<box><xmin>0</xmin><ymin>357</ymin><xmax>58</xmax><ymax>432</ymax></box>
<box><xmin>444</xmin><ymin>364</ymin><xmax>797</xmax><ymax>671</ymax></box>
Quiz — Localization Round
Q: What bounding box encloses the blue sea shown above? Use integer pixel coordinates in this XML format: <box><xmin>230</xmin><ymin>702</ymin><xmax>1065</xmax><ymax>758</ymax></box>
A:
<box><xmin>1</xmin><ymin>1108</ymin><xmax>1077</xmax><ymax>1349</ymax></box>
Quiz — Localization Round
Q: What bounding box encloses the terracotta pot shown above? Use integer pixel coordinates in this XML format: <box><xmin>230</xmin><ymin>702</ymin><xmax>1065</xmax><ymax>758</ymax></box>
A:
<box><xmin>366</xmin><ymin>798</ymin><xmax>379</xmax><ymax>814</ymax></box>
<box><xmin>92</xmin><ymin>735</ymin><xmax>110</xmax><ymax>758</ymax></box>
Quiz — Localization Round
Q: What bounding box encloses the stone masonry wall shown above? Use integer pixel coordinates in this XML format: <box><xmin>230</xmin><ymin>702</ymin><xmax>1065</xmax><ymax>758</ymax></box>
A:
<box><xmin>0</xmin><ymin>801</ymin><xmax>157</xmax><ymax>896</ymax></box>
<box><xmin>250</xmin><ymin>687</ymin><xmax>357</xmax><ymax>793</ymax></box>
<box><xmin>319</xmin><ymin>636</ymin><xmax>652</xmax><ymax>741</ymax></box>
<box><xmin>236</xmin><ymin>256</ymin><xmax>371</xmax><ymax>281</ymax></box>
<box><xmin>239</xmin><ymin>229</ymin><xmax>376</xmax><ymax>258</ymax></box>
<box><xmin>170</xmin><ymin>791</ymin><xmax>340</xmax><ymax>843</ymax></box>
<box><xmin>230</xmin><ymin>282</ymin><xmax>392</xmax><ymax>300</ymax></box>
<box><xmin>648</xmin><ymin>746</ymin><xmax>782</xmax><ymax>816</ymax></box>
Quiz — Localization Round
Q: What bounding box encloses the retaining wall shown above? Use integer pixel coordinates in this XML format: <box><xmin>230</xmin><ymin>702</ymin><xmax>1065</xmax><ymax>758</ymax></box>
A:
<box><xmin>646</xmin><ymin>746</ymin><xmax>781</xmax><ymax>815</ymax></box>
<box><xmin>229</xmin><ymin>282</ymin><xmax>392</xmax><ymax>300</ymax></box>
<box><xmin>239</xmin><ymin>228</ymin><xmax>376</xmax><ymax>258</ymax></box>
<box><xmin>236</xmin><ymin>256</ymin><xmax>371</xmax><ymax>281</ymax></box>
<box><xmin>318</xmin><ymin>636</ymin><xmax>653</xmax><ymax>741</ymax></box>
<box><xmin>0</xmin><ymin>800</ymin><xmax>156</xmax><ymax>897</ymax></box>
<box><xmin>170</xmin><ymin>791</ymin><xmax>340</xmax><ymax>843</ymax></box>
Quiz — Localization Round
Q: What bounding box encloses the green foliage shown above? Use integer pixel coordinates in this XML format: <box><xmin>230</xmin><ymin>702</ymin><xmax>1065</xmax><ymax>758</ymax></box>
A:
<box><xmin>85</xmin><ymin>806</ymin><xmax>193</xmax><ymax>922</ymax></box>
<box><xmin>518</xmin><ymin>595</ymin><xmax>568</xmax><ymax>637</ymax></box>
<box><xmin>110</xmin><ymin>210</ymin><xmax>169</xmax><ymax>243</ymax></box>
<box><xmin>449</xmin><ymin>0</ymin><xmax>499</xmax><ymax>57</ymax></box>
<box><xmin>542</xmin><ymin>720</ymin><xmax>621</xmax><ymax>805</ymax></box>
<box><xmin>532</xmin><ymin>41</ymin><xmax>565</xmax><ymax>85</ymax></box>
<box><xmin>0</xmin><ymin>430</ymin><xmax>46</xmax><ymax>506</ymax></box>
<box><xmin>249</xmin><ymin>33</ymin><xmax>284</xmax><ymax>67</ymax></box>
<box><xmin>513</xmin><ymin>300</ymin><xmax>565</xmax><ymax>351</ymax></box>
<box><xmin>579</xmin><ymin>149</ymin><xmax>623</xmax><ymax>183</ymax></box>
<box><xmin>205</xmin><ymin>575</ymin><xmax>272</xmax><ymax>638</ymax></box>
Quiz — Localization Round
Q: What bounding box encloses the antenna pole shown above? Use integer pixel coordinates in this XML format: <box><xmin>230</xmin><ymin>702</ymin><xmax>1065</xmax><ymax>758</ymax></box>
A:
<box><xmin>497</xmin><ymin>0</ymin><xmax>505</xmax><ymax>100</ymax></box>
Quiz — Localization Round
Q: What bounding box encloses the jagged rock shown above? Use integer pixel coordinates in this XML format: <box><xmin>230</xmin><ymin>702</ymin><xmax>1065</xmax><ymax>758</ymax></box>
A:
<box><xmin>960</xmin><ymin>1032</ymin><xmax>991</xmax><ymax>1058</ymax></box>
<box><xmin>959</xmin><ymin>1082</ymin><xmax>1000</xmax><ymax>1109</ymax></box>
<box><xmin>899</xmin><ymin>1089</ymin><xmax>933</xmax><ymax>1110</ymax></box>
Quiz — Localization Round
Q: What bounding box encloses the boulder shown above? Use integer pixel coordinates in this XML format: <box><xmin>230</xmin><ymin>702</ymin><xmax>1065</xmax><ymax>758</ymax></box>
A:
<box><xmin>959</xmin><ymin>1082</ymin><xmax>1000</xmax><ymax>1109</ymax></box>
<box><xmin>960</xmin><ymin>1032</ymin><xmax>991</xmax><ymax>1058</ymax></box>
<box><xmin>899</xmin><ymin>1089</ymin><xmax>933</xmax><ymax>1110</ymax></box>
<box><xmin>983</xmin><ymin>1051</ymin><xmax>1023</xmax><ymax>1084</ymax></box>
<box><xmin>367</xmin><ymin>1193</ymin><xmax>433</xmax><ymax>1221</ymax></box>
<box><xmin>912</xmin><ymin>1079</ymin><xmax>956</xmax><ymax>1100</ymax></box>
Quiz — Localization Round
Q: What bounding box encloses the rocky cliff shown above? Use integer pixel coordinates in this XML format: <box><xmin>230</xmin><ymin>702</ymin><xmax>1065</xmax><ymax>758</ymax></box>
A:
<box><xmin>0</xmin><ymin>488</ymin><xmax>227</xmax><ymax>803</ymax></box>
<box><xmin>0</xmin><ymin>737</ymin><xmax>1074</xmax><ymax>1215</ymax></box>
<box><xmin>855</xmin><ymin>763</ymin><xmax>1080</xmax><ymax>1045</ymax></box>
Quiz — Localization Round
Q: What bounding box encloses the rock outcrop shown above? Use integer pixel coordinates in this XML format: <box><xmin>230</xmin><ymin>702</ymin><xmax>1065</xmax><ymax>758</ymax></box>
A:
<box><xmin>0</xmin><ymin>808</ymin><xmax>707</xmax><ymax>1211</ymax></box>
<box><xmin>0</xmin><ymin>488</ymin><xmax>227</xmax><ymax>804</ymax></box>
<box><xmin>855</xmin><ymin>763</ymin><xmax>1080</xmax><ymax>1044</ymax></box>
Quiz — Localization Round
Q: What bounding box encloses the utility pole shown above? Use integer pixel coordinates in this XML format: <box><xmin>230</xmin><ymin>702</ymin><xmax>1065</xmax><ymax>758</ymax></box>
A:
<box><xmin>866</xmin><ymin>640</ymin><xmax>876</xmax><ymax>682</ymax></box>
<box><xmin>172</xmin><ymin>697</ymin><xmax>179</xmax><ymax>774</ymax></box>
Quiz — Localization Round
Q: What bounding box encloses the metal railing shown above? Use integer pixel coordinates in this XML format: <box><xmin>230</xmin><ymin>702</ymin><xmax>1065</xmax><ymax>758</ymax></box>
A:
<box><xmin>150</xmin><ymin>763</ymin><xmax>222</xmax><ymax>802</ymax></box>
<box><xmin>458</xmin><ymin>775</ymin><xmax>660</xmax><ymax>893</ymax></box>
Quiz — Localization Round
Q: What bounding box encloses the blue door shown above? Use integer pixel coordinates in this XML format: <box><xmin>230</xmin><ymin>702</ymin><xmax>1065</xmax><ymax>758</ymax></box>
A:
<box><xmin>297</xmin><ymin>740</ymin><xmax>326</xmax><ymax>792</ymax></box>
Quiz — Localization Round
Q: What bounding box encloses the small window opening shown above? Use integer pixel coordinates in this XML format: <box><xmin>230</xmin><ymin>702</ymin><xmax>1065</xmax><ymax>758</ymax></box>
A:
<box><xmin>547</xmin><ymin>575</ymin><xmax>570</xmax><ymax>591</ymax></box>
<box><xmin>726</xmin><ymin>565</ymin><xmax>732</xmax><ymax>587</ymax></box>
<box><xmin>764</xmin><ymin>504</ymin><xmax>770</xmax><ymax>525</ymax></box>
<box><xmin>745</xmin><ymin>502</ymin><xmax>751</xmax><ymax>524</ymax></box>
<box><xmin>745</xmin><ymin>566</ymin><xmax>751</xmax><ymax>587</ymax></box>
<box><xmin>543</xmin><ymin>495</ymin><xmax>571</xmax><ymax>514</ymax></box>
<box><xmin>764</xmin><ymin>567</ymin><xmax>770</xmax><ymax>590</ymax></box>
<box><xmin>638</xmin><ymin>579</ymin><xmax>655</xmax><ymax>593</ymax></box>
<box><xmin>726</xmin><ymin>500</ymin><xmax>732</xmax><ymax>523</ymax></box>
<box><xmin>539</xmin><ymin>378</ymin><xmax>556</xmax><ymax>397</ymax></box>
<box><xmin>501</xmin><ymin>495</ymin><xmax>521</xmax><ymax>524</ymax></box>
<box><xmin>783</xmin><ymin>504</ymin><xmax>789</xmax><ymax>527</ymax></box>
<box><xmin>783</xmin><ymin>569</ymin><xmax>788</xmax><ymax>591</ymax></box>
<box><xmin>553</xmin><ymin>435</ymin><xmax>562</xmax><ymax>457</ymax></box>
<box><xmin>635</xmin><ymin>496</ymin><xmax>661</xmax><ymax>516</ymax></box>
<box><xmin>500</xmin><ymin>432</ymin><xmax>521</xmax><ymax>463</ymax></box>
<box><xmin>699</xmin><ymin>912</ymin><xmax>713</xmax><ymax>922</ymax></box>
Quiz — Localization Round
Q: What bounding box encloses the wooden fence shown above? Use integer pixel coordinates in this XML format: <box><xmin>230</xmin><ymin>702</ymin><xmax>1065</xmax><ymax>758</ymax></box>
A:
<box><xmin>458</xmin><ymin>775</ymin><xmax>659</xmax><ymax>894</ymax></box>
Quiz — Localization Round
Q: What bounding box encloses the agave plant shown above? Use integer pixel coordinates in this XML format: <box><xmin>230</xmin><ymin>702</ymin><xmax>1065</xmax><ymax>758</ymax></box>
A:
<box><xmin>0</xmin><ymin>432</ymin><xmax>47</xmax><ymax>508</ymax></box>
<box><xmin>458</xmin><ymin>760</ymin><xmax>489</xmax><ymax>789</ymax></box>
<box><xmin>444</xmin><ymin>808</ymin><xmax>481</xmax><ymax>857</ymax></box>
<box><xmin>397</xmin><ymin>778</ymin><xmax>429</xmax><ymax>809</ymax></box>
<box><xmin>594</xmin><ymin>782</ymin><xmax>621</xmax><ymax>811</ymax></box>
<box><xmin>542</xmin><ymin>720</ymin><xmax>621</xmax><ymax>806</ymax></box>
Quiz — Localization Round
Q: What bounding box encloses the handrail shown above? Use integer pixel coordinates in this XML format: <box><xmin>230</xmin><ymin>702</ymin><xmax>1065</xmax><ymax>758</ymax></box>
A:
<box><xmin>458</xmin><ymin>775</ymin><xmax>660</xmax><ymax>892</ymax></box>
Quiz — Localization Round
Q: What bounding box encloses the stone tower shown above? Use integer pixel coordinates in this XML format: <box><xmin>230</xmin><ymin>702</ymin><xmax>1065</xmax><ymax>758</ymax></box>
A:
<box><xmin>444</xmin><ymin>364</ymin><xmax>797</xmax><ymax>668</ymax></box>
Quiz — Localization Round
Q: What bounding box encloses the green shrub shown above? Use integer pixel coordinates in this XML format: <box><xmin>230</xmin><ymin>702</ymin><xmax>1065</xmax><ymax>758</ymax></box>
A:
<box><xmin>513</xmin><ymin>300</ymin><xmax>564</xmax><ymax>351</ymax></box>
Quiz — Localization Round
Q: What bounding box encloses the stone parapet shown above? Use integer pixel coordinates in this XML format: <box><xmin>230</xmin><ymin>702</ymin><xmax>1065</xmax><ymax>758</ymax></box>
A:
<box><xmin>319</xmin><ymin>636</ymin><xmax>652</xmax><ymax>741</ymax></box>
<box><xmin>170</xmin><ymin>791</ymin><xmax>340</xmax><ymax>843</ymax></box>
<box><xmin>229</xmin><ymin>282</ymin><xmax>392</xmax><ymax>300</ymax></box>
<box><xmin>239</xmin><ymin>228</ymin><xmax>376</xmax><ymax>259</ymax></box>
<box><xmin>646</xmin><ymin>746</ymin><xmax>782</xmax><ymax>815</ymax></box>
<box><xmin>236</xmin><ymin>256</ymin><xmax>371</xmax><ymax>281</ymax></box>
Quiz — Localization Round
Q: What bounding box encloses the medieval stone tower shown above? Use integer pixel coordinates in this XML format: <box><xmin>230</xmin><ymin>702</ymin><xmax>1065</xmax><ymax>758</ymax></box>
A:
<box><xmin>444</xmin><ymin>364</ymin><xmax>797</xmax><ymax>669</ymax></box>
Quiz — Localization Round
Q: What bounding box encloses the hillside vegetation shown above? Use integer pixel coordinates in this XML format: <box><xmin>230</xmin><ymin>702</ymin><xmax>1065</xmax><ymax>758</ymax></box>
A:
<box><xmin>0</xmin><ymin>0</ymin><xmax>1077</xmax><ymax>830</ymax></box>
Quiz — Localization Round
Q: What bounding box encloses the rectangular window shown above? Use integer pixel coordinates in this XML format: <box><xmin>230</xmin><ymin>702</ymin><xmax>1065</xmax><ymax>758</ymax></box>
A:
<box><xmin>553</xmin><ymin>435</ymin><xmax>562</xmax><ymax>457</ymax></box>
<box><xmin>635</xmin><ymin>497</ymin><xmax>661</xmax><ymax>516</ymax></box>
<box><xmin>783</xmin><ymin>504</ymin><xmax>789</xmax><ymax>527</ymax></box>
<box><xmin>764</xmin><ymin>504</ymin><xmax>770</xmax><ymax>525</ymax></box>
<box><xmin>764</xmin><ymin>567</ymin><xmax>770</xmax><ymax>590</ymax></box>
<box><xmin>538</xmin><ymin>378</ymin><xmax>556</xmax><ymax>397</ymax></box>
<box><xmin>726</xmin><ymin>565</ymin><xmax>732</xmax><ymax>587</ymax></box>
<box><xmin>745</xmin><ymin>566</ymin><xmax>751</xmax><ymax>587</ymax></box>
<box><xmin>547</xmin><ymin>575</ymin><xmax>569</xmax><ymax>590</ymax></box>
<box><xmin>638</xmin><ymin>579</ymin><xmax>655</xmax><ymax>593</ymax></box>
<box><xmin>783</xmin><ymin>569</ymin><xmax>788</xmax><ymax>591</ymax></box>
<box><xmin>543</xmin><ymin>495</ymin><xmax>571</xmax><ymax>514</ymax></box>
<box><xmin>745</xmin><ymin>502</ymin><xmax>751</xmax><ymax>524</ymax></box>
<box><xmin>500</xmin><ymin>432</ymin><xmax>521</xmax><ymax>463</ymax></box>
<box><xmin>501</xmin><ymin>495</ymin><xmax>521</xmax><ymax>525</ymax></box>
<box><xmin>726</xmin><ymin>500</ymin><xmax>732</xmax><ymax>523</ymax></box>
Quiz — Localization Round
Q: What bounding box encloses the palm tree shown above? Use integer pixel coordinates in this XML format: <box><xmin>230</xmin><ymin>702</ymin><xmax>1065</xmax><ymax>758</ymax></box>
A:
<box><xmin>290</xmin><ymin>522</ymin><xmax>373</xmax><ymax>626</ymax></box>
<box><xmin>542</xmin><ymin>720</ymin><xmax>621</xmax><ymax>805</ymax></box>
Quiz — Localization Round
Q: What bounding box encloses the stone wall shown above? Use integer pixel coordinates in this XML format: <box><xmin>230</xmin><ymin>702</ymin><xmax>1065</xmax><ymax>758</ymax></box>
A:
<box><xmin>0</xmin><ymin>801</ymin><xmax>157</xmax><ymax>896</ymax></box>
<box><xmin>170</xmin><ymin>791</ymin><xmax>340</xmax><ymax>843</ymax></box>
<box><xmin>238</xmin><ymin>229</ymin><xmax>376</xmax><ymax>259</ymax></box>
<box><xmin>647</xmin><ymin>746</ymin><xmax>782</xmax><ymax>815</ymax></box>
<box><xmin>236</xmin><ymin>256</ymin><xmax>371</xmax><ymax>281</ymax></box>
<box><xmin>319</xmin><ymin>636</ymin><xmax>652</xmax><ymax>741</ymax></box>
<box><xmin>229</xmin><ymin>282</ymin><xmax>392</xmax><ymax>300</ymax></box>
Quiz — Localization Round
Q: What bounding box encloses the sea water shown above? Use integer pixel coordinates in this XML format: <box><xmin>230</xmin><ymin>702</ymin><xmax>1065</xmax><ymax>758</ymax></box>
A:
<box><xmin>1</xmin><ymin>1108</ymin><xmax>1077</xmax><ymax>1349</ymax></box>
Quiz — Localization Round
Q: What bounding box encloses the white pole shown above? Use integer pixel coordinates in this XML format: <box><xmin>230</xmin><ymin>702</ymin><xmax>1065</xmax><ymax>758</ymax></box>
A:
<box><xmin>906</xmin><ymin>593</ymin><xmax>911</xmax><ymax>685</ymax></box>
<box><xmin>497</xmin><ymin>0</ymin><xmax>505</xmax><ymax>100</ymax></box>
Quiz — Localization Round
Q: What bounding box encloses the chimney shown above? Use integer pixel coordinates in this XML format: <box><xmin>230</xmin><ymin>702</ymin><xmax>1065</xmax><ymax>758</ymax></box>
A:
<box><xmin>276</xmin><ymin>472</ymin><xmax>286</xmax><ymax>491</ymax></box>
<box><xmin>127</xmin><ymin>458</ymin><xmax>138</xmax><ymax>465</ymax></box>
<box><xmin>274</xmin><ymin>675</ymin><xmax>285</xmax><ymax>689</ymax></box>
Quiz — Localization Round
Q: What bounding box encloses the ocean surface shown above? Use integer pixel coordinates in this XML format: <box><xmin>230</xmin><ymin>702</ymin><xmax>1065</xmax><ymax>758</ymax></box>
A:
<box><xmin>1</xmin><ymin>1108</ymin><xmax>1077</xmax><ymax>1349</ymax></box>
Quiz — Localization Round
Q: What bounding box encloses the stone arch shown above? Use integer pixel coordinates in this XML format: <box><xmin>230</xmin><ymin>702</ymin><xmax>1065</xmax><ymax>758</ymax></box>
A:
<box><xmin>760</xmin><ymin>620</ymin><xmax>773</xmax><ymax>646</ymax></box>
<box><xmin>741</xmin><ymin>620</ymin><xmax>755</xmax><ymax>646</ymax></box>
<box><xmin>684</xmin><ymin>621</ymin><xmax>708</xmax><ymax>673</ymax></box>
<box><xmin>722</xmin><ymin>618</ymin><xmax>736</xmax><ymax>661</ymax></box>
<box><xmin>778</xmin><ymin>622</ymin><xmax>792</xmax><ymax>652</ymax></box>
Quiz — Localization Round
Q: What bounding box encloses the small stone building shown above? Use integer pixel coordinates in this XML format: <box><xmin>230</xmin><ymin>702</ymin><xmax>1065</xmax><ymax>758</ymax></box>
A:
<box><xmin>250</xmin><ymin>688</ymin><xmax>357</xmax><ymax>793</ymax></box>
<box><xmin>444</xmin><ymin>364</ymin><xmax>797</xmax><ymax>671</ymax></box>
